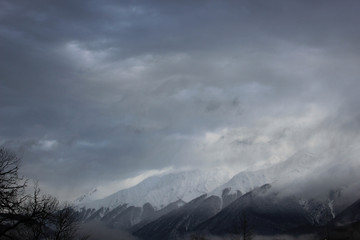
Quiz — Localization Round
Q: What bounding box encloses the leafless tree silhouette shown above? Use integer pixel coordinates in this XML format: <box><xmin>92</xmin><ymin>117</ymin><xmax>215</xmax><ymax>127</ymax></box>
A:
<box><xmin>0</xmin><ymin>147</ymin><xmax>87</xmax><ymax>240</ymax></box>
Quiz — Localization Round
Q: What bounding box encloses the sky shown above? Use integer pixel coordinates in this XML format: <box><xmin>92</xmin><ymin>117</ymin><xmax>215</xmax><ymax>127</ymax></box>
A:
<box><xmin>1</xmin><ymin>0</ymin><xmax>360</xmax><ymax>200</ymax></box>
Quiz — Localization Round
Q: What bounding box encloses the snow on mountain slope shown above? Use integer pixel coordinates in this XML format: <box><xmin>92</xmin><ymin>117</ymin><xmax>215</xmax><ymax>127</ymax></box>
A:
<box><xmin>211</xmin><ymin>151</ymin><xmax>318</xmax><ymax>196</ymax></box>
<box><xmin>73</xmin><ymin>187</ymin><xmax>100</xmax><ymax>205</ymax></box>
<box><xmin>79</xmin><ymin>168</ymin><xmax>233</xmax><ymax>210</ymax></box>
<box><xmin>78</xmin><ymin>151</ymin><xmax>326</xmax><ymax>211</ymax></box>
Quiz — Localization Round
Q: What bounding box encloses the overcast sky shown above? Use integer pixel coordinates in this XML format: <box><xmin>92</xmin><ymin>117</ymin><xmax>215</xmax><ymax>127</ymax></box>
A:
<box><xmin>1</xmin><ymin>0</ymin><xmax>360</xmax><ymax>200</ymax></box>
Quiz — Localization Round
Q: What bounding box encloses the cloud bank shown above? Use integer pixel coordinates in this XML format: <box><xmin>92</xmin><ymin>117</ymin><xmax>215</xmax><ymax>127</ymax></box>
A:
<box><xmin>1</xmin><ymin>0</ymin><xmax>360</xmax><ymax>200</ymax></box>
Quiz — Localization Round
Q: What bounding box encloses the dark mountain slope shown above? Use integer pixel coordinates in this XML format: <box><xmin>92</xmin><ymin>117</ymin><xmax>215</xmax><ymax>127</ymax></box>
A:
<box><xmin>194</xmin><ymin>184</ymin><xmax>316</xmax><ymax>236</ymax></box>
<box><xmin>134</xmin><ymin>194</ymin><xmax>222</xmax><ymax>240</ymax></box>
<box><xmin>333</xmin><ymin>198</ymin><xmax>360</xmax><ymax>226</ymax></box>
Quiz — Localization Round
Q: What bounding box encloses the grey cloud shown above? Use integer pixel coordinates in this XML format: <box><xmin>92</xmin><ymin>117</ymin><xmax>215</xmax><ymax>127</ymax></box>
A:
<box><xmin>1</xmin><ymin>0</ymin><xmax>360</xmax><ymax>199</ymax></box>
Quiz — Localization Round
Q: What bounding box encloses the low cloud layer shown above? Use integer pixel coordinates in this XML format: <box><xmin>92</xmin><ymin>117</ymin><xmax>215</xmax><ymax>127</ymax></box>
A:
<box><xmin>1</xmin><ymin>0</ymin><xmax>360</xmax><ymax>200</ymax></box>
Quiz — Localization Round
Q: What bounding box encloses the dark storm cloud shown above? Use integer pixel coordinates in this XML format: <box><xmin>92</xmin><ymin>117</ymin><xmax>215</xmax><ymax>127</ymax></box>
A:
<box><xmin>1</xmin><ymin>0</ymin><xmax>360</xmax><ymax>199</ymax></box>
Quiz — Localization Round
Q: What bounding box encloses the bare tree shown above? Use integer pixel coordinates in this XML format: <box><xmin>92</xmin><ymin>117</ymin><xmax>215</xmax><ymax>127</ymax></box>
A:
<box><xmin>0</xmin><ymin>148</ymin><xmax>27</xmax><ymax>213</ymax></box>
<box><xmin>22</xmin><ymin>185</ymin><xmax>59</xmax><ymax>240</ymax></box>
<box><xmin>0</xmin><ymin>148</ymin><xmax>28</xmax><ymax>238</ymax></box>
<box><xmin>0</xmin><ymin>147</ymin><xmax>86</xmax><ymax>240</ymax></box>
<box><xmin>4</xmin><ymin>185</ymin><xmax>59</xmax><ymax>240</ymax></box>
<box><xmin>52</xmin><ymin>203</ymin><xmax>79</xmax><ymax>240</ymax></box>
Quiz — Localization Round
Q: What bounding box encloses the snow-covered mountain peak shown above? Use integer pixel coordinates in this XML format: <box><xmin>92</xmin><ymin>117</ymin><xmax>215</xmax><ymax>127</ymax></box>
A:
<box><xmin>79</xmin><ymin>168</ymin><xmax>234</xmax><ymax>210</ymax></box>
<box><xmin>76</xmin><ymin>151</ymin><xmax>322</xmax><ymax>212</ymax></box>
<box><xmin>211</xmin><ymin>151</ymin><xmax>318</xmax><ymax>196</ymax></box>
